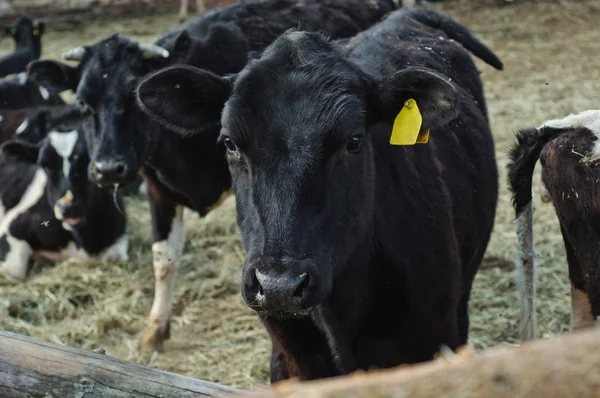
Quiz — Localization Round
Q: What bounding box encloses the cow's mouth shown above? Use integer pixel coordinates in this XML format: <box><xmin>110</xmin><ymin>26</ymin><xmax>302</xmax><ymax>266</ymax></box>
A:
<box><xmin>258</xmin><ymin>307</ymin><xmax>316</xmax><ymax>320</ymax></box>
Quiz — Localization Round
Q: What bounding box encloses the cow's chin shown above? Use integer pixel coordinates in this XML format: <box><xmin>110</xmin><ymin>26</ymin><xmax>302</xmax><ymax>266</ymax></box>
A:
<box><xmin>259</xmin><ymin>307</ymin><xmax>316</xmax><ymax>320</ymax></box>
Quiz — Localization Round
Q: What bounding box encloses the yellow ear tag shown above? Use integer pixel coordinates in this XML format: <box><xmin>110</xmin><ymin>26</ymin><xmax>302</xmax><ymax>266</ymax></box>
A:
<box><xmin>10</xmin><ymin>28</ymin><xmax>16</xmax><ymax>36</ymax></box>
<box><xmin>33</xmin><ymin>29</ymin><xmax>39</xmax><ymax>36</ymax></box>
<box><xmin>389</xmin><ymin>98</ymin><xmax>427</xmax><ymax>146</ymax></box>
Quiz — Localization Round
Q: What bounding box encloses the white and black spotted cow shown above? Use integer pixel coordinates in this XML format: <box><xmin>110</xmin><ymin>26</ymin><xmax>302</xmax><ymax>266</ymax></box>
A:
<box><xmin>0</xmin><ymin>117</ymin><xmax>128</xmax><ymax>280</ymax></box>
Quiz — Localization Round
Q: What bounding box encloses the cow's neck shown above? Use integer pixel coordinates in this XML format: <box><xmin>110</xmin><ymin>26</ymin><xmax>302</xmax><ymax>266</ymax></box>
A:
<box><xmin>71</xmin><ymin>189</ymin><xmax>126</xmax><ymax>255</ymax></box>
<box><xmin>144</xmin><ymin>124</ymin><xmax>231</xmax><ymax>214</ymax></box>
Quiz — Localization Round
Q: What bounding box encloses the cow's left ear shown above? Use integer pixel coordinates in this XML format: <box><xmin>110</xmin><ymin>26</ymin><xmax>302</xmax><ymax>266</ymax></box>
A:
<box><xmin>136</xmin><ymin>64</ymin><xmax>233</xmax><ymax>136</ymax></box>
<box><xmin>1</xmin><ymin>140</ymin><xmax>42</xmax><ymax>164</ymax></box>
<box><xmin>367</xmin><ymin>68</ymin><xmax>457</xmax><ymax>131</ymax></box>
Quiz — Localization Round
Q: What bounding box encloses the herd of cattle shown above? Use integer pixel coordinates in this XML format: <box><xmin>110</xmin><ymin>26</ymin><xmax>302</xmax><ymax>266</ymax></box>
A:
<box><xmin>0</xmin><ymin>0</ymin><xmax>597</xmax><ymax>383</ymax></box>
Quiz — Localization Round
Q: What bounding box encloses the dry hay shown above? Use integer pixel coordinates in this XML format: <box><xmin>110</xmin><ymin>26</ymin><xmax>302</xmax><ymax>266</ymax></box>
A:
<box><xmin>1</xmin><ymin>0</ymin><xmax>599</xmax><ymax>391</ymax></box>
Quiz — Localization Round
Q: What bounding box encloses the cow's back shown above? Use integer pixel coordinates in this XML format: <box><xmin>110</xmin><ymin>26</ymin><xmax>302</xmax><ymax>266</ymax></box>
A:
<box><xmin>160</xmin><ymin>0</ymin><xmax>397</xmax><ymax>51</ymax></box>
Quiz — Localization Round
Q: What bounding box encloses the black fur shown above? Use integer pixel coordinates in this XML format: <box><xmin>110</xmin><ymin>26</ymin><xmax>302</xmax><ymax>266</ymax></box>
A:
<box><xmin>0</xmin><ymin>74</ymin><xmax>64</xmax><ymax>110</ymax></box>
<box><xmin>205</xmin><ymin>9</ymin><xmax>500</xmax><ymax>381</ymax></box>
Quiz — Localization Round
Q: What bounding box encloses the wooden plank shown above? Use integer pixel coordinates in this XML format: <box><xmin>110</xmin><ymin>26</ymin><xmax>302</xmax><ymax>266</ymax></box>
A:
<box><xmin>0</xmin><ymin>330</ymin><xmax>244</xmax><ymax>397</ymax></box>
<box><xmin>234</xmin><ymin>328</ymin><xmax>600</xmax><ymax>398</ymax></box>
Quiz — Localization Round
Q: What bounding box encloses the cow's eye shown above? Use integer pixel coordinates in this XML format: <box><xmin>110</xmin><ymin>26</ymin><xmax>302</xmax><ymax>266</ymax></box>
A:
<box><xmin>76</xmin><ymin>98</ymin><xmax>87</xmax><ymax>110</ymax></box>
<box><xmin>346</xmin><ymin>134</ymin><xmax>364</xmax><ymax>154</ymax></box>
<box><xmin>222</xmin><ymin>136</ymin><xmax>240</xmax><ymax>157</ymax></box>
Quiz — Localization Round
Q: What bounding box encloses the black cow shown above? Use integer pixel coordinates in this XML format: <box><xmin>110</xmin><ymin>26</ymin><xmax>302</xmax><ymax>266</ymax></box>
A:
<box><xmin>136</xmin><ymin>9</ymin><xmax>501</xmax><ymax>381</ymax></box>
<box><xmin>508</xmin><ymin>110</ymin><xmax>600</xmax><ymax>341</ymax></box>
<box><xmin>28</xmin><ymin>0</ymin><xmax>399</xmax><ymax>350</ymax></box>
<box><xmin>0</xmin><ymin>72</ymin><xmax>64</xmax><ymax>110</ymax></box>
<box><xmin>0</xmin><ymin>17</ymin><xmax>44</xmax><ymax>78</ymax></box>
<box><xmin>0</xmin><ymin>112</ymin><xmax>128</xmax><ymax>280</ymax></box>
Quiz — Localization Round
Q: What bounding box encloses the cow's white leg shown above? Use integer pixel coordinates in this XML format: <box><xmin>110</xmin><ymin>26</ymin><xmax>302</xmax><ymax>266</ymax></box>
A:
<box><xmin>0</xmin><ymin>235</ymin><xmax>33</xmax><ymax>280</ymax></box>
<box><xmin>141</xmin><ymin>205</ymin><xmax>185</xmax><ymax>350</ymax></box>
<box><xmin>571</xmin><ymin>285</ymin><xmax>596</xmax><ymax>331</ymax></box>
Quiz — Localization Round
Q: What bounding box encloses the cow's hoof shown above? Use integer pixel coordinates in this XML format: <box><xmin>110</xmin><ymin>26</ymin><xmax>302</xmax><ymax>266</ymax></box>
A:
<box><xmin>139</xmin><ymin>322</ymin><xmax>170</xmax><ymax>352</ymax></box>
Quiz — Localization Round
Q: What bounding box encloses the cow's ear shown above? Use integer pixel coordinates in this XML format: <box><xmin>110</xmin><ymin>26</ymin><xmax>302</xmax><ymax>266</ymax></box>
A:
<box><xmin>1</xmin><ymin>140</ymin><xmax>42</xmax><ymax>164</ymax></box>
<box><xmin>368</xmin><ymin>68</ymin><xmax>457</xmax><ymax>132</ymax></box>
<box><xmin>136</xmin><ymin>64</ymin><xmax>233</xmax><ymax>136</ymax></box>
<box><xmin>173</xmin><ymin>30</ymin><xmax>193</xmax><ymax>57</ymax></box>
<box><xmin>28</xmin><ymin>60</ymin><xmax>78</xmax><ymax>93</ymax></box>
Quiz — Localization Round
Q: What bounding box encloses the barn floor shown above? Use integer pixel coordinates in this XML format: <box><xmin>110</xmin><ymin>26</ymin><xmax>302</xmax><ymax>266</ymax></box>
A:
<box><xmin>1</xmin><ymin>0</ymin><xmax>599</xmax><ymax>390</ymax></box>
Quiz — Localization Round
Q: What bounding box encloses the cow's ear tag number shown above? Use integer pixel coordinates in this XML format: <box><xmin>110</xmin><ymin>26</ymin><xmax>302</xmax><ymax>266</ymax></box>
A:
<box><xmin>389</xmin><ymin>98</ymin><xmax>429</xmax><ymax>145</ymax></box>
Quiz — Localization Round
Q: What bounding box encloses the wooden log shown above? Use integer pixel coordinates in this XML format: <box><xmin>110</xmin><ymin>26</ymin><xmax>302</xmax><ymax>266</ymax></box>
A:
<box><xmin>0</xmin><ymin>330</ymin><xmax>243</xmax><ymax>398</ymax></box>
<box><xmin>235</xmin><ymin>328</ymin><xmax>600</xmax><ymax>398</ymax></box>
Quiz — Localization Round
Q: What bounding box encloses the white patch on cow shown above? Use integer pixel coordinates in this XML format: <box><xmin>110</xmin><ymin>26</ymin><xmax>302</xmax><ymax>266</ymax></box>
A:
<box><xmin>0</xmin><ymin>115</ymin><xmax>4</xmax><ymax>123</ymax></box>
<box><xmin>145</xmin><ymin>206</ymin><xmax>185</xmax><ymax>341</ymax></box>
<box><xmin>100</xmin><ymin>234</ymin><xmax>129</xmax><ymax>262</ymax></box>
<box><xmin>0</xmin><ymin>169</ymin><xmax>47</xmax><ymax>279</ymax></box>
<box><xmin>48</xmin><ymin>130</ymin><xmax>78</xmax><ymax>177</ymax></box>
<box><xmin>15</xmin><ymin>120</ymin><xmax>28</xmax><ymax>135</ymax></box>
<box><xmin>0</xmin><ymin>235</ymin><xmax>33</xmax><ymax>280</ymax></box>
<box><xmin>540</xmin><ymin>110</ymin><xmax>600</xmax><ymax>159</ymax></box>
<box><xmin>38</xmin><ymin>85</ymin><xmax>50</xmax><ymax>101</ymax></box>
<box><xmin>514</xmin><ymin>201</ymin><xmax>538</xmax><ymax>341</ymax></box>
<box><xmin>0</xmin><ymin>200</ymin><xmax>4</xmax><ymax>220</ymax></box>
<box><xmin>17</xmin><ymin>72</ymin><xmax>27</xmax><ymax>85</ymax></box>
<box><xmin>570</xmin><ymin>285</ymin><xmax>596</xmax><ymax>331</ymax></box>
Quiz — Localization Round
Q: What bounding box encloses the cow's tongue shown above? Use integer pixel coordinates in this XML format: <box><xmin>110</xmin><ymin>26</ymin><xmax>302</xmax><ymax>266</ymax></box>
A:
<box><xmin>64</xmin><ymin>217</ymin><xmax>82</xmax><ymax>226</ymax></box>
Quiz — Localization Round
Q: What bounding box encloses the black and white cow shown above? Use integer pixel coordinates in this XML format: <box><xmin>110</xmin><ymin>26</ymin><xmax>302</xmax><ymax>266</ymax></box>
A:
<box><xmin>0</xmin><ymin>113</ymin><xmax>128</xmax><ymax>280</ymax></box>
<box><xmin>0</xmin><ymin>16</ymin><xmax>44</xmax><ymax>78</ymax></box>
<box><xmin>28</xmin><ymin>0</ymin><xmax>400</xmax><ymax>349</ymax></box>
<box><xmin>0</xmin><ymin>72</ymin><xmax>64</xmax><ymax>110</ymax></box>
<box><xmin>0</xmin><ymin>104</ymin><xmax>81</xmax><ymax>144</ymax></box>
<box><xmin>136</xmin><ymin>9</ymin><xmax>501</xmax><ymax>380</ymax></box>
<box><xmin>508</xmin><ymin>110</ymin><xmax>600</xmax><ymax>341</ymax></box>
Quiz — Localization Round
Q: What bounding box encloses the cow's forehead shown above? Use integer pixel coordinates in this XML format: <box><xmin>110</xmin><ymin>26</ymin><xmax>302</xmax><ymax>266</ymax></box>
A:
<box><xmin>230</xmin><ymin>67</ymin><xmax>364</xmax><ymax>141</ymax></box>
<box><xmin>78</xmin><ymin>36</ymin><xmax>145</xmax><ymax>88</ymax></box>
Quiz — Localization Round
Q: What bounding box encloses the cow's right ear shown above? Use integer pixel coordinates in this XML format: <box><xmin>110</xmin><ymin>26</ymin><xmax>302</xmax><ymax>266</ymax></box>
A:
<box><xmin>173</xmin><ymin>30</ymin><xmax>193</xmax><ymax>57</ymax></box>
<box><xmin>1</xmin><ymin>140</ymin><xmax>41</xmax><ymax>164</ymax></box>
<box><xmin>136</xmin><ymin>64</ymin><xmax>233</xmax><ymax>136</ymax></box>
<box><xmin>28</xmin><ymin>60</ymin><xmax>79</xmax><ymax>93</ymax></box>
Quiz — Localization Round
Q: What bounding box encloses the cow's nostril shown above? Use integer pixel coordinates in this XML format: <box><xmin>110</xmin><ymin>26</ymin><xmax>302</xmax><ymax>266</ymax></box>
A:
<box><xmin>293</xmin><ymin>272</ymin><xmax>309</xmax><ymax>300</ymax></box>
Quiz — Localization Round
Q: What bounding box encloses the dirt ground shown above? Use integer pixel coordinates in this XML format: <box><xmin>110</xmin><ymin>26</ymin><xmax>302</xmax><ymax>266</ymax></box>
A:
<box><xmin>1</xmin><ymin>0</ymin><xmax>599</xmax><ymax>391</ymax></box>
